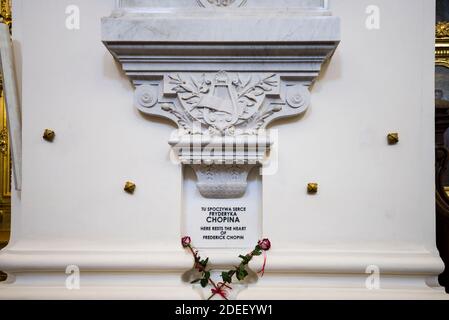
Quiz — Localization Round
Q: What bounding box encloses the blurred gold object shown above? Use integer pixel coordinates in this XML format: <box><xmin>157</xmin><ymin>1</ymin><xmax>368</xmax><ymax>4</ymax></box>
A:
<box><xmin>124</xmin><ymin>181</ymin><xmax>136</xmax><ymax>194</ymax></box>
<box><xmin>307</xmin><ymin>183</ymin><xmax>318</xmax><ymax>194</ymax></box>
<box><xmin>0</xmin><ymin>0</ymin><xmax>11</xmax><ymax>96</ymax></box>
<box><xmin>0</xmin><ymin>0</ymin><xmax>11</xmax><ymax>250</ymax></box>
<box><xmin>0</xmin><ymin>0</ymin><xmax>11</xmax><ymax>30</ymax></box>
<box><xmin>436</xmin><ymin>22</ymin><xmax>449</xmax><ymax>39</ymax></box>
<box><xmin>436</xmin><ymin>22</ymin><xmax>449</xmax><ymax>68</ymax></box>
<box><xmin>43</xmin><ymin>129</ymin><xmax>55</xmax><ymax>142</ymax></box>
<box><xmin>387</xmin><ymin>133</ymin><xmax>399</xmax><ymax>145</ymax></box>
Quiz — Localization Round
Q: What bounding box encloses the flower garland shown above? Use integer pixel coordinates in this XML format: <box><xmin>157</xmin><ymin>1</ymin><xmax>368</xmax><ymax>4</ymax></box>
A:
<box><xmin>181</xmin><ymin>236</ymin><xmax>271</xmax><ymax>300</ymax></box>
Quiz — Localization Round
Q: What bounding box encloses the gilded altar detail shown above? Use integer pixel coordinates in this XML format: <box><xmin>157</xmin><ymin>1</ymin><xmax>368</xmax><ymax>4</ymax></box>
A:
<box><xmin>436</xmin><ymin>22</ymin><xmax>449</xmax><ymax>68</ymax></box>
<box><xmin>0</xmin><ymin>0</ymin><xmax>11</xmax><ymax>249</ymax></box>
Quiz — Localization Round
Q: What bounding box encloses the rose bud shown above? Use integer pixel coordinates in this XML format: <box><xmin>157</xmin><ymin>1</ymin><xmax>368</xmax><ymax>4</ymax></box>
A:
<box><xmin>181</xmin><ymin>236</ymin><xmax>192</xmax><ymax>248</ymax></box>
<box><xmin>258</xmin><ymin>238</ymin><xmax>271</xmax><ymax>251</ymax></box>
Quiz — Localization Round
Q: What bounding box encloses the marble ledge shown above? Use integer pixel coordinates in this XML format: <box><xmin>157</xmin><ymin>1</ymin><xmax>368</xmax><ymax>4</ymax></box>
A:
<box><xmin>0</xmin><ymin>287</ymin><xmax>446</xmax><ymax>301</ymax></box>
<box><xmin>102</xmin><ymin>14</ymin><xmax>340</xmax><ymax>43</ymax></box>
<box><xmin>1</xmin><ymin>248</ymin><xmax>446</xmax><ymax>299</ymax></box>
<box><xmin>111</xmin><ymin>7</ymin><xmax>332</xmax><ymax>17</ymax></box>
<box><xmin>0</xmin><ymin>249</ymin><xmax>443</xmax><ymax>276</ymax></box>
<box><xmin>118</xmin><ymin>0</ymin><xmax>328</xmax><ymax>10</ymax></box>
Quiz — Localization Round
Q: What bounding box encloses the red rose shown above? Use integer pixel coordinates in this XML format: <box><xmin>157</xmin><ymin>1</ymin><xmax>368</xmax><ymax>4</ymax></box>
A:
<box><xmin>258</xmin><ymin>238</ymin><xmax>271</xmax><ymax>251</ymax></box>
<box><xmin>181</xmin><ymin>236</ymin><xmax>192</xmax><ymax>248</ymax></box>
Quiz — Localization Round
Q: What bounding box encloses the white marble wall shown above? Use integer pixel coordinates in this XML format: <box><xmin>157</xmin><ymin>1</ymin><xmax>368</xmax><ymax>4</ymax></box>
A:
<box><xmin>0</xmin><ymin>0</ymin><xmax>446</xmax><ymax>299</ymax></box>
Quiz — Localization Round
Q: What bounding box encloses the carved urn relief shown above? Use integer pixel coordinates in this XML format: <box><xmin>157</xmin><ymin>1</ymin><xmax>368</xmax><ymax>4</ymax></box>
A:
<box><xmin>102</xmin><ymin>0</ymin><xmax>340</xmax><ymax>199</ymax></box>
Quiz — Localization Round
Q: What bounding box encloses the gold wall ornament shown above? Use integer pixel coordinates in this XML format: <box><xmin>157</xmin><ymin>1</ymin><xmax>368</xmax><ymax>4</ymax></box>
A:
<box><xmin>436</xmin><ymin>45</ymin><xmax>449</xmax><ymax>69</ymax></box>
<box><xmin>437</xmin><ymin>22</ymin><xmax>449</xmax><ymax>39</ymax></box>
<box><xmin>0</xmin><ymin>127</ymin><xmax>7</xmax><ymax>155</ymax></box>
<box><xmin>436</xmin><ymin>22</ymin><xmax>449</xmax><ymax>68</ymax></box>
<box><xmin>0</xmin><ymin>0</ymin><xmax>11</xmax><ymax>95</ymax></box>
<box><xmin>0</xmin><ymin>0</ymin><xmax>11</xmax><ymax>248</ymax></box>
<box><xmin>0</xmin><ymin>0</ymin><xmax>11</xmax><ymax>250</ymax></box>
<box><xmin>43</xmin><ymin>129</ymin><xmax>55</xmax><ymax>142</ymax></box>
<box><xmin>0</xmin><ymin>0</ymin><xmax>11</xmax><ymax>27</ymax></box>
<box><xmin>124</xmin><ymin>181</ymin><xmax>136</xmax><ymax>194</ymax></box>
<box><xmin>307</xmin><ymin>183</ymin><xmax>318</xmax><ymax>194</ymax></box>
<box><xmin>387</xmin><ymin>133</ymin><xmax>399</xmax><ymax>145</ymax></box>
<box><xmin>0</xmin><ymin>92</ymin><xmax>10</xmax><ymax>249</ymax></box>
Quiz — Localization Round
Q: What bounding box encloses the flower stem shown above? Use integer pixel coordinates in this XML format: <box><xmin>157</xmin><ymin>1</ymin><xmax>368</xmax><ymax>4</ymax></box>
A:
<box><xmin>207</xmin><ymin>249</ymin><xmax>257</xmax><ymax>300</ymax></box>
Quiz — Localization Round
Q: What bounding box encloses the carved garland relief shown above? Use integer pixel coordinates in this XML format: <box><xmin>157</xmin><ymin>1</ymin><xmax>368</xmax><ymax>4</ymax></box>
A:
<box><xmin>134</xmin><ymin>71</ymin><xmax>311</xmax><ymax>135</ymax></box>
<box><xmin>134</xmin><ymin>71</ymin><xmax>311</xmax><ymax>198</ymax></box>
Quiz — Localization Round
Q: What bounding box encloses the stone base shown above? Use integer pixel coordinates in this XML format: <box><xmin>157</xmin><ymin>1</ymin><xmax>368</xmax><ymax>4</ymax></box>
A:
<box><xmin>0</xmin><ymin>279</ymin><xmax>447</xmax><ymax>300</ymax></box>
<box><xmin>0</xmin><ymin>248</ymin><xmax>447</xmax><ymax>300</ymax></box>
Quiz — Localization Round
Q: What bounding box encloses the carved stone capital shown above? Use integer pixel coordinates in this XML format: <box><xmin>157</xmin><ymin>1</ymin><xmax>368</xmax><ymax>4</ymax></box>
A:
<box><xmin>169</xmin><ymin>131</ymin><xmax>270</xmax><ymax>198</ymax></box>
<box><xmin>191</xmin><ymin>164</ymin><xmax>254</xmax><ymax>199</ymax></box>
<box><xmin>168</xmin><ymin>133</ymin><xmax>273</xmax><ymax>165</ymax></box>
<box><xmin>102</xmin><ymin>2</ymin><xmax>340</xmax><ymax>199</ymax></box>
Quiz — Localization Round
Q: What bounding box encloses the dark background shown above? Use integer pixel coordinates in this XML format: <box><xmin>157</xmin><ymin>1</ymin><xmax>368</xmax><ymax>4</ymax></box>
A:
<box><xmin>438</xmin><ymin>0</ymin><xmax>449</xmax><ymax>22</ymax></box>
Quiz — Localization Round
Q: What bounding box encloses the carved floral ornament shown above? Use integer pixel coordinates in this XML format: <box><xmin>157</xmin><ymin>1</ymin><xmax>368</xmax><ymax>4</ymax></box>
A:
<box><xmin>134</xmin><ymin>71</ymin><xmax>311</xmax><ymax>135</ymax></box>
<box><xmin>134</xmin><ymin>71</ymin><xmax>311</xmax><ymax>198</ymax></box>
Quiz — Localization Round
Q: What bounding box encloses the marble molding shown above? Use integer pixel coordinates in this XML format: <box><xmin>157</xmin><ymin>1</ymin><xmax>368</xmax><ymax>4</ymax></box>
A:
<box><xmin>102</xmin><ymin>1</ymin><xmax>340</xmax><ymax>198</ymax></box>
<box><xmin>118</xmin><ymin>0</ymin><xmax>328</xmax><ymax>10</ymax></box>
<box><xmin>0</xmin><ymin>249</ymin><xmax>446</xmax><ymax>299</ymax></box>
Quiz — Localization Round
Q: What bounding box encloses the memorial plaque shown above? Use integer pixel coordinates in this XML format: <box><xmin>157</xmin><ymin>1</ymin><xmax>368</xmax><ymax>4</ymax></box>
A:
<box><xmin>183</xmin><ymin>166</ymin><xmax>262</xmax><ymax>249</ymax></box>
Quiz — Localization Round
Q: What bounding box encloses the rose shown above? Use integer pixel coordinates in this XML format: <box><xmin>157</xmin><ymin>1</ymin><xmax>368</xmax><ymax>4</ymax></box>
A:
<box><xmin>182</xmin><ymin>237</ymin><xmax>271</xmax><ymax>300</ymax></box>
<box><xmin>258</xmin><ymin>238</ymin><xmax>271</xmax><ymax>251</ymax></box>
<box><xmin>181</xmin><ymin>236</ymin><xmax>192</xmax><ymax>248</ymax></box>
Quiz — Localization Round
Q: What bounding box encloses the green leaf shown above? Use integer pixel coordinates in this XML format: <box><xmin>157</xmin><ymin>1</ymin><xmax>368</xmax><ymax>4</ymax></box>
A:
<box><xmin>200</xmin><ymin>278</ymin><xmax>208</xmax><ymax>288</ymax></box>
<box><xmin>252</xmin><ymin>249</ymin><xmax>262</xmax><ymax>256</ymax></box>
<box><xmin>239</xmin><ymin>254</ymin><xmax>252</xmax><ymax>264</ymax></box>
<box><xmin>236</xmin><ymin>271</ymin><xmax>244</xmax><ymax>281</ymax></box>
<box><xmin>236</xmin><ymin>267</ymin><xmax>249</xmax><ymax>281</ymax></box>
<box><xmin>204</xmin><ymin>271</ymin><xmax>211</xmax><ymax>280</ymax></box>
<box><xmin>190</xmin><ymin>278</ymin><xmax>201</xmax><ymax>284</ymax></box>
<box><xmin>221</xmin><ymin>271</ymin><xmax>232</xmax><ymax>284</ymax></box>
<box><xmin>200</xmin><ymin>257</ymin><xmax>209</xmax><ymax>267</ymax></box>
